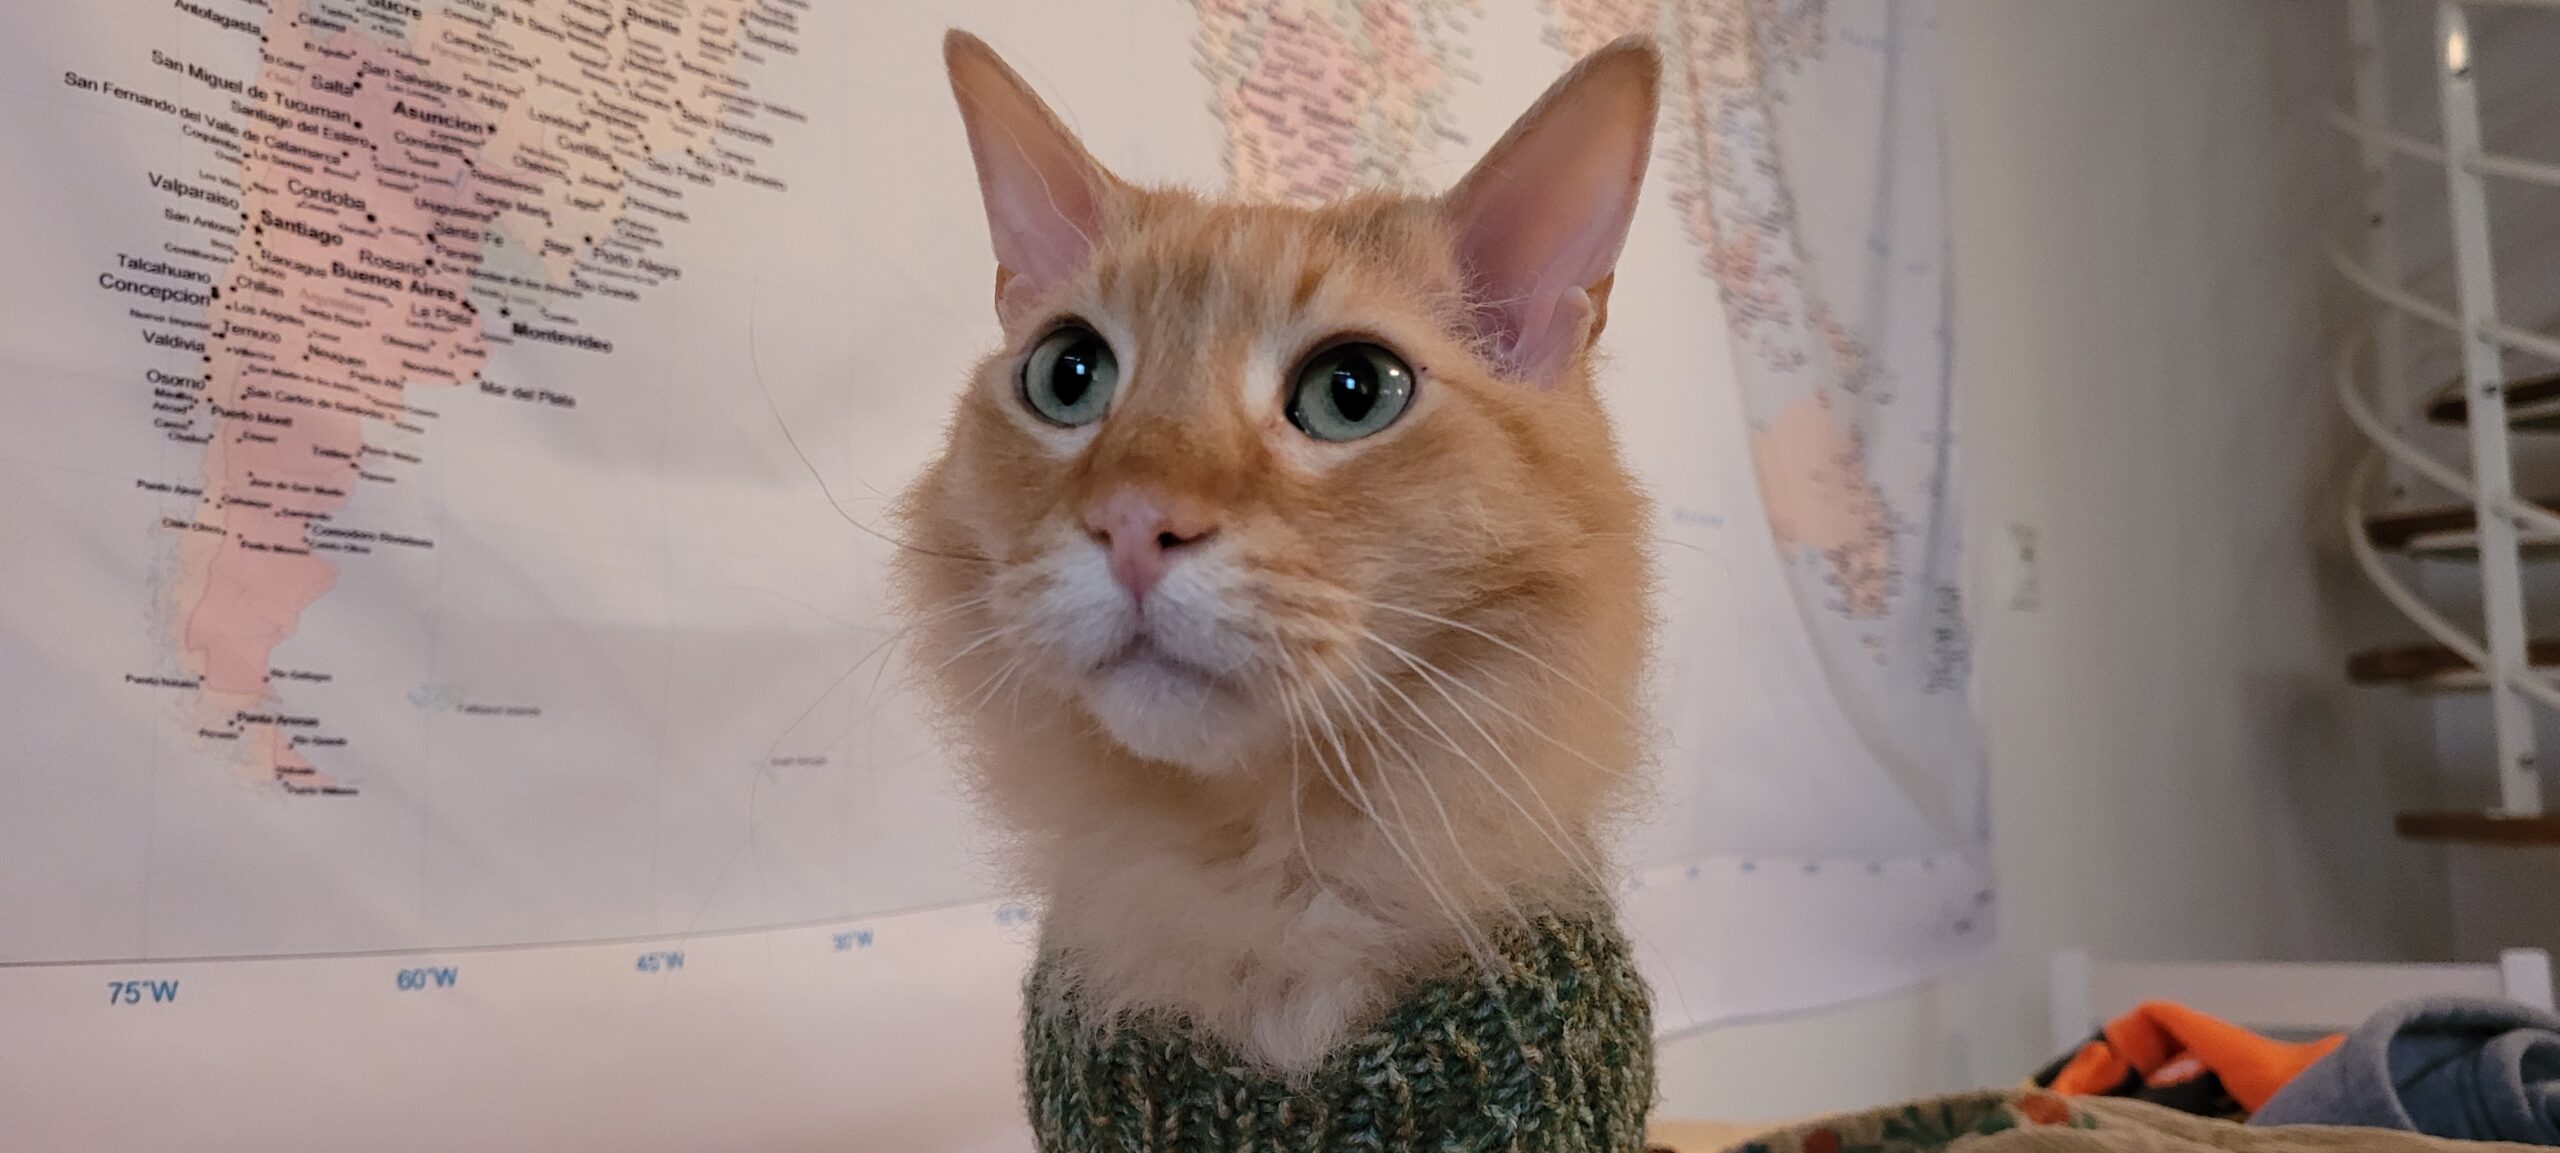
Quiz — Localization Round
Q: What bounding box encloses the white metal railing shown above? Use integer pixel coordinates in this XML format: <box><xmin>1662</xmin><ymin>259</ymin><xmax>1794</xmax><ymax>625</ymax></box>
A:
<box><xmin>2335</xmin><ymin>322</ymin><xmax>2560</xmax><ymax>545</ymax></box>
<box><xmin>2336</xmin><ymin>0</ymin><xmax>2554</xmax><ymax>817</ymax></box>
<box><xmin>2339</xmin><ymin>342</ymin><xmax>2560</xmax><ymax>718</ymax></box>
<box><xmin>2328</xmin><ymin>109</ymin><xmax>2560</xmax><ymax>192</ymax></box>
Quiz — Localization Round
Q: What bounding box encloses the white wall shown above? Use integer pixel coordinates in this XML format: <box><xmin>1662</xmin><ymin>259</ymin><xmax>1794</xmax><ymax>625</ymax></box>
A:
<box><xmin>1655</xmin><ymin>0</ymin><xmax>2453</xmax><ymax>1121</ymax></box>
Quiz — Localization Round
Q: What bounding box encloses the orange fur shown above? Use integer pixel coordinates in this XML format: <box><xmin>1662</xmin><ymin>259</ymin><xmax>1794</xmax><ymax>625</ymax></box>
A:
<box><xmin>895</xmin><ymin>33</ymin><xmax>1660</xmax><ymax>1069</ymax></box>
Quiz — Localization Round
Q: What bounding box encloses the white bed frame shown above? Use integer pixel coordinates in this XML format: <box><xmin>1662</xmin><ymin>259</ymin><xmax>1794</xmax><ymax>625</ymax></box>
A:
<box><xmin>2048</xmin><ymin>948</ymin><xmax>2556</xmax><ymax>1053</ymax></box>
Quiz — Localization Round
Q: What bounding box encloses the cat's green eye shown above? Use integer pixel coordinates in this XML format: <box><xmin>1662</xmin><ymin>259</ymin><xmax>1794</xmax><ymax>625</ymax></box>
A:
<box><xmin>1286</xmin><ymin>342</ymin><xmax>1414</xmax><ymax>443</ymax></box>
<box><xmin>1021</xmin><ymin>325</ymin><xmax>1119</xmax><ymax>427</ymax></box>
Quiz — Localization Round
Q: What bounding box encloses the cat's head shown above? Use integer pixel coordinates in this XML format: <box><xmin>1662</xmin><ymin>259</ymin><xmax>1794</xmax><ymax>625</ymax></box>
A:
<box><xmin>898</xmin><ymin>32</ymin><xmax>1657</xmax><ymax>808</ymax></box>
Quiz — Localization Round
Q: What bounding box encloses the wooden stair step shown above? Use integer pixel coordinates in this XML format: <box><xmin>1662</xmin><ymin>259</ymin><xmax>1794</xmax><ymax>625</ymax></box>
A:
<box><xmin>2363</xmin><ymin>498</ymin><xmax>2560</xmax><ymax>555</ymax></box>
<box><xmin>2346</xmin><ymin>638</ymin><xmax>2560</xmax><ymax>688</ymax></box>
<box><xmin>2396</xmin><ymin>810</ymin><xmax>2560</xmax><ymax>845</ymax></box>
<box><xmin>2424</xmin><ymin>369</ymin><xmax>2560</xmax><ymax>430</ymax></box>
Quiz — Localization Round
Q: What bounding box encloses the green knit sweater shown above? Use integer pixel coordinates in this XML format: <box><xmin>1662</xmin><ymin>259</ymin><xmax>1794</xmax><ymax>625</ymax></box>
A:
<box><xmin>1022</xmin><ymin>909</ymin><xmax>1656</xmax><ymax>1153</ymax></box>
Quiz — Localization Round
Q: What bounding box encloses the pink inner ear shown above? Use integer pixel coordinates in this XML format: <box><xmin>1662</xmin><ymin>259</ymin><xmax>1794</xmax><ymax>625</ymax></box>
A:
<box><xmin>976</xmin><ymin>117</ymin><xmax>1100</xmax><ymax>288</ymax></box>
<box><xmin>946</xmin><ymin>33</ymin><xmax>1110</xmax><ymax>308</ymax></box>
<box><xmin>1456</xmin><ymin>192</ymin><xmax>1621</xmax><ymax>372</ymax></box>
<box><xmin>1444</xmin><ymin>40</ymin><xmax>1658</xmax><ymax>385</ymax></box>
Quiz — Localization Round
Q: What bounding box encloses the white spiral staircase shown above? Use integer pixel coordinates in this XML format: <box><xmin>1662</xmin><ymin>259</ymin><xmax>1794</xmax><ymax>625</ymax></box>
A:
<box><xmin>2338</xmin><ymin>0</ymin><xmax>2560</xmax><ymax>843</ymax></box>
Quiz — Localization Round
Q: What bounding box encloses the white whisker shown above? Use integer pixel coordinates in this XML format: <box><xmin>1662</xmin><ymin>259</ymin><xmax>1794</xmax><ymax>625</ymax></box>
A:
<box><xmin>1357</xmin><ymin>628</ymin><xmax>1630</xmax><ymax>781</ymax></box>
<box><xmin>1331</xmin><ymin>667</ymin><xmax>1527</xmax><ymax>944</ymax></box>
<box><xmin>1264</xmin><ymin>626</ymin><xmax>1327</xmax><ymax>890</ymax></box>
<box><xmin>1306</xmin><ymin>664</ymin><xmax>1494</xmax><ymax>961</ymax></box>
<box><xmin>1348</xmin><ymin>655</ymin><xmax>1608</xmax><ymax>893</ymax></box>
<box><xmin>1363</xmin><ymin>599</ymin><xmax>1630</xmax><ymax>720</ymax></box>
<box><xmin>1278</xmin><ymin>653</ymin><xmax>1487</xmax><ymax>959</ymax></box>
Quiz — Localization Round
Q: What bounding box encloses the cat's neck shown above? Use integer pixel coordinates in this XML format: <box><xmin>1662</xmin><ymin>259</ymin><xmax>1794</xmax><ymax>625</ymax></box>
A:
<box><xmin>1014</xmin><ymin>727</ymin><xmax>1611</xmax><ymax>1069</ymax></box>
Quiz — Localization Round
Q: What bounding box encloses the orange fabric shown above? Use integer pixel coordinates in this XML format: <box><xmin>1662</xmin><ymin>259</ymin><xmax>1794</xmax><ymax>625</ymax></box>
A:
<box><xmin>2073</xmin><ymin>1001</ymin><xmax>2343</xmax><ymax>1111</ymax></box>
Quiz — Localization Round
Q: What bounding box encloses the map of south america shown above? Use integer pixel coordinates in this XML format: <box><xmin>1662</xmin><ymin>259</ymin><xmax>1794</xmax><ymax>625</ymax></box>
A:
<box><xmin>128</xmin><ymin>0</ymin><xmax>805</xmax><ymax>792</ymax></box>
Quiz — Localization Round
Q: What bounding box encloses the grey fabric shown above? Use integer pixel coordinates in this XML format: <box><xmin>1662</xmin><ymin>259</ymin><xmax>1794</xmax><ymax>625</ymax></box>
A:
<box><xmin>2251</xmin><ymin>997</ymin><xmax>2560</xmax><ymax>1145</ymax></box>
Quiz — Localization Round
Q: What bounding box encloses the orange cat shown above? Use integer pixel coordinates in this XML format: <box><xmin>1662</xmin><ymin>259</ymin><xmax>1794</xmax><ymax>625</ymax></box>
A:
<box><xmin>895</xmin><ymin>30</ymin><xmax>1660</xmax><ymax>1071</ymax></box>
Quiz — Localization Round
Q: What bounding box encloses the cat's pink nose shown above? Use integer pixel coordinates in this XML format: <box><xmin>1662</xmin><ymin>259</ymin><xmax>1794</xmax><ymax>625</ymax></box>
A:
<box><xmin>1083</xmin><ymin>489</ymin><xmax>1218</xmax><ymax>602</ymax></box>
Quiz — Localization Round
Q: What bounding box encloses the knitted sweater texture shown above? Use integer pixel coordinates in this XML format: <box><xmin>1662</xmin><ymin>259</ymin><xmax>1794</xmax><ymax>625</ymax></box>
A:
<box><xmin>1022</xmin><ymin>909</ymin><xmax>1656</xmax><ymax>1153</ymax></box>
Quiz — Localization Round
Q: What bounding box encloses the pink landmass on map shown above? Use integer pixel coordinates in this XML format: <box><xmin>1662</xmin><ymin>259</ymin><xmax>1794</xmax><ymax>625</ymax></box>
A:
<box><xmin>1546</xmin><ymin>0</ymin><xmax>1661</xmax><ymax>56</ymax></box>
<box><xmin>1191</xmin><ymin>0</ymin><xmax>1473</xmax><ymax>203</ymax></box>
<box><xmin>169</xmin><ymin>0</ymin><xmax>772</xmax><ymax>790</ymax></box>
<box><xmin>1228</xmin><ymin>4</ymin><xmax>1365</xmax><ymax>202</ymax></box>
<box><xmin>1751</xmin><ymin>393</ymin><xmax>1893</xmax><ymax>618</ymax></box>
<box><xmin>174</xmin><ymin>19</ymin><xmax>485</xmax><ymax>788</ymax></box>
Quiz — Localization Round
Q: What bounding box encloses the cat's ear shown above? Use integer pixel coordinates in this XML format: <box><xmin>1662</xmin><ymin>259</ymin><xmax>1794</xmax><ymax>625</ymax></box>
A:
<box><xmin>945</xmin><ymin>31</ymin><xmax>1116</xmax><ymax>323</ymax></box>
<box><xmin>1442</xmin><ymin>36</ymin><xmax>1659</xmax><ymax>387</ymax></box>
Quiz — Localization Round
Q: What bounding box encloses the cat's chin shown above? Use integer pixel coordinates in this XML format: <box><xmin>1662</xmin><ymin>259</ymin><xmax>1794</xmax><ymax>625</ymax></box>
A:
<box><xmin>1081</xmin><ymin>650</ymin><xmax>1263</xmax><ymax>775</ymax></box>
